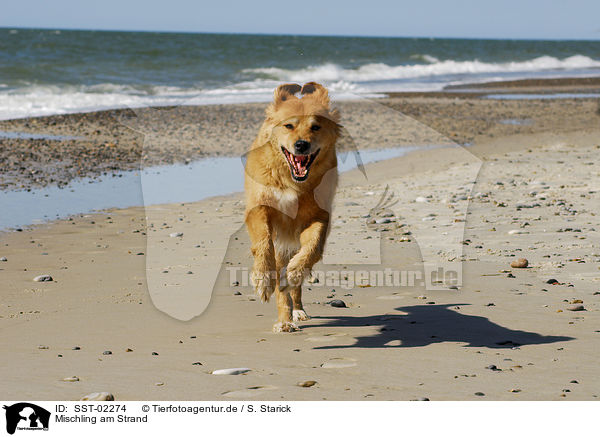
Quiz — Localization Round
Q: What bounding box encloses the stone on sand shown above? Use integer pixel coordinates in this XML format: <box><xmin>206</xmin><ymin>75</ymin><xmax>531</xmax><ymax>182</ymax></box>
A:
<box><xmin>510</xmin><ymin>258</ymin><xmax>529</xmax><ymax>268</ymax></box>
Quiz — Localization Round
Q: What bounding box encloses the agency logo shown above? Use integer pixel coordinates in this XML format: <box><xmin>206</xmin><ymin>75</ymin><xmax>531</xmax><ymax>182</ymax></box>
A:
<box><xmin>3</xmin><ymin>403</ymin><xmax>50</xmax><ymax>435</ymax></box>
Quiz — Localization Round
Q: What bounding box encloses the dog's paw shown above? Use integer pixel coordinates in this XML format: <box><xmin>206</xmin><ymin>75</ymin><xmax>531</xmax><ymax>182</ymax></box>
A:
<box><xmin>272</xmin><ymin>321</ymin><xmax>299</xmax><ymax>333</ymax></box>
<box><xmin>286</xmin><ymin>262</ymin><xmax>307</xmax><ymax>287</ymax></box>
<box><xmin>292</xmin><ymin>309</ymin><xmax>310</xmax><ymax>322</ymax></box>
<box><xmin>250</xmin><ymin>270</ymin><xmax>274</xmax><ymax>302</ymax></box>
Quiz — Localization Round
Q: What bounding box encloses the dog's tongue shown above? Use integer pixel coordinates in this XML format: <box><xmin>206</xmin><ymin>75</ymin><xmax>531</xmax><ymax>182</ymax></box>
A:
<box><xmin>292</xmin><ymin>154</ymin><xmax>309</xmax><ymax>175</ymax></box>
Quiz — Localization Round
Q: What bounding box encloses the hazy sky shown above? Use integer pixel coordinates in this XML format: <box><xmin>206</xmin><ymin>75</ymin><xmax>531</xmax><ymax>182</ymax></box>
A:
<box><xmin>1</xmin><ymin>0</ymin><xmax>599</xmax><ymax>40</ymax></box>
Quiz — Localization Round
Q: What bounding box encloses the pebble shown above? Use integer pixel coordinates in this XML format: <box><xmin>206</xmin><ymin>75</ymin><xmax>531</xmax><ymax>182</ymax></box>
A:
<box><xmin>546</xmin><ymin>278</ymin><xmax>559</xmax><ymax>285</ymax></box>
<box><xmin>298</xmin><ymin>380</ymin><xmax>317</xmax><ymax>387</ymax></box>
<box><xmin>486</xmin><ymin>364</ymin><xmax>499</xmax><ymax>371</ymax></box>
<box><xmin>329</xmin><ymin>299</ymin><xmax>347</xmax><ymax>308</ymax></box>
<box><xmin>375</xmin><ymin>218</ymin><xmax>392</xmax><ymax>224</ymax></box>
<box><xmin>567</xmin><ymin>304</ymin><xmax>585</xmax><ymax>311</ymax></box>
<box><xmin>415</xmin><ymin>397</ymin><xmax>430</xmax><ymax>401</ymax></box>
<box><xmin>510</xmin><ymin>258</ymin><xmax>529</xmax><ymax>268</ymax></box>
<box><xmin>80</xmin><ymin>392</ymin><xmax>114</xmax><ymax>401</ymax></box>
<box><xmin>212</xmin><ymin>368</ymin><xmax>252</xmax><ymax>375</ymax></box>
<box><xmin>63</xmin><ymin>376</ymin><xmax>80</xmax><ymax>382</ymax></box>
<box><xmin>169</xmin><ymin>232</ymin><xmax>183</xmax><ymax>238</ymax></box>
<box><xmin>0</xmin><ymin>257</ymin><xmax>7</xmax><ymax>262</ymax></box>
<box><xmin>474</xmin><ymin>392</ymin><xmax>485</xmax><ymax>396</ymax></box>
<box><xmin>415</xmin><ymin>196</ymin><xmax>429</xmax><ymax>203</ymax></box>
<box><xmin>508</xmin><ymin>230</ymin><xmax>529</xmax><ymax>235</ymax></box>
<box><xmin>38</xmin><ymin>345</ymin><xmax>49</xmax><ymax>349</ymax></box>
<box><xmin>33</xmin><ymin>274</ymin><xmax>53</xmax><ymax>282</ymax></box>
<box><xmin>103</xmin><ymin>350</ymin><xmax>112</xmax><ymax>355</ymax></box>
<box><xmin>72</xmin><ymin>346</ymin><xmax>81</xmax><ymax>350</ymax></box>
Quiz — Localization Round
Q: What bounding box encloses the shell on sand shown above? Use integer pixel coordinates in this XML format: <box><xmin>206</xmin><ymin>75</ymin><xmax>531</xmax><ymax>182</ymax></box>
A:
<box><xmin>212</xmin><ymin>367</ymin><xmax>252</xmax><ymax>375</ymax></box>
<box><xmin>80</xmin><ymin>392</ymin><xmax>115</xmax><ymax>401</ymax></box>
<box><xmin>321</xmin><ymin>358</ymin><xmax>357</xmax><ymax>369</ymax></box>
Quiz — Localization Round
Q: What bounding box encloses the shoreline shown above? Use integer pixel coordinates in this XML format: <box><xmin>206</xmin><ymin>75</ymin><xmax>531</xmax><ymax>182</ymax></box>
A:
<box><xmin>1</xmin><ymin>76</ymin><xmax>599</xmax><ymax>192</ymax></box>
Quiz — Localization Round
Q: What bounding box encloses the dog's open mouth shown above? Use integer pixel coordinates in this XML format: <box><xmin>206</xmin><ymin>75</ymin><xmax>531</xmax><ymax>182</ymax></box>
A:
<box><xmin>281</xmin><ymin>147</ymin><xmax>320</xmax><ymax>182</ymax></box>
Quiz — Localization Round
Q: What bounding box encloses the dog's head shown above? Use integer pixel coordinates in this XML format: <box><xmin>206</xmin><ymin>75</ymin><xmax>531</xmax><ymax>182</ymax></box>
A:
<box><xmin>265</xmin><ymin>82</ymin><xmax>340</xmax><ymax>183</ymax></box>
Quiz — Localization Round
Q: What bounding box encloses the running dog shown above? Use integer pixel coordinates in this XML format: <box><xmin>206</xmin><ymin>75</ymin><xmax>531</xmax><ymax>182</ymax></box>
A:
<box><xmin>244</xmin><ymin>82</ymin><xmax>340</xmax><ymax>332</ymax></box>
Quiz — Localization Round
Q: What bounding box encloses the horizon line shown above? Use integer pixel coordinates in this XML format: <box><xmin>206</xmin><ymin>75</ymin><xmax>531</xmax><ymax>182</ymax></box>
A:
<box><xmin>1</xmin><ymin>25</ymin><xmax>599</xmax><ymax>42</ymax></box>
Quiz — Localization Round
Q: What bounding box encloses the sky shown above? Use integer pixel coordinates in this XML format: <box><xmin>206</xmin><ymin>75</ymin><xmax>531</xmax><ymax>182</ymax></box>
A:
<box><xmin>1</xmin><ymin>0</ymin><xmax>599</xmax><ymax>40</ymax></box>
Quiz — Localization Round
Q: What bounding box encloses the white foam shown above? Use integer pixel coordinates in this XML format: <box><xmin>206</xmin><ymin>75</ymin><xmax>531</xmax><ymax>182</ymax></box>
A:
<box><xmin>245</xmin><ymin>55</ymin><xmax>600</xmax><ymax>83</ymax></box>
<box><xmin>0</xmin><ymin>55</ymin><xmax>598</xmax><ymax>120</ymax></box>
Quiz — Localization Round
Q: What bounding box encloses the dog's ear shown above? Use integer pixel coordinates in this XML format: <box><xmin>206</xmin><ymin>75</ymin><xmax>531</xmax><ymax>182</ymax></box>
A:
<box><xmin>301</xmin><ymin>82</ymin><xmax>330</xmax><ymax>108</ymax></box>
<box><xmin>267</xmin><ymin>84</ymin><xmax>301</xmax><ymax>117</ymax></box>
<box><xmin>300</xmin><ymin>82</ymin><xmax>324</xmax><ymax>95</ymax></box>
<box><xmin>273</xmin><ymin>83</ymin><xmax>301</xmax><ymax>104</ymax></box>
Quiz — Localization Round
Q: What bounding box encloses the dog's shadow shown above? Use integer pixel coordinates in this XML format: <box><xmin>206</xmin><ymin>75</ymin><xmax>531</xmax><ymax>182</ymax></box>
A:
<box><xmin>303</xmin><ymin>304</ymin><xmax>573</xmax><ymax>349</ymax></box>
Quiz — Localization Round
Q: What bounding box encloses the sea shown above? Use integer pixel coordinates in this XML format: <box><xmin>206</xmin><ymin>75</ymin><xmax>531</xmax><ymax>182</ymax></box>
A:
<box><xmin>1</xmin><ymin>28</ymin><xmax>599</xmax><ymax>120</ymax></box>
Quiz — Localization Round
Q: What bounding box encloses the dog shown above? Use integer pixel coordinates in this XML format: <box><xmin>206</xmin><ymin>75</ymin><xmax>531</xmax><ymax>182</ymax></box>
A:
<box><xmin>244</xmin><ymin>82</ymin><xmax>341</xmax><ymax>332</ymax></box>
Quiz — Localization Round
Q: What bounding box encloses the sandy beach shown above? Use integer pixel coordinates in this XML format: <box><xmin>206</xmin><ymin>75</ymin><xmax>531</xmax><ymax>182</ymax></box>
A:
<box><xmin>1</xmin><ymin>79</ymin><xmax>599</xmax><ymax>401</ymax></box>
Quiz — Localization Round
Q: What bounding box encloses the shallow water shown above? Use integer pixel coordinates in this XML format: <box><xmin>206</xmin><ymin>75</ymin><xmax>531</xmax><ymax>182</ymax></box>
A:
<box><xmin>497</xmin><ymin>118</ymin><xmax>534</xmax><ymax>126</ymax></box>
<box><xmin>0</xmin><ymin>130</ymin><xmax>84</xmax><ymax>140</ymax></box>
<box><xmin>0</xmin><ymin>146</ymin><xmax>430</xmax><ymax>231</ymax></box>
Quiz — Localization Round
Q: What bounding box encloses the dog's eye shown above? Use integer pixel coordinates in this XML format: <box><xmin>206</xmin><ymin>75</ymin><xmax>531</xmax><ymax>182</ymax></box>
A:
<box><xmin>284</xmin><ymin>124</ymin><xmax>294</xmax><ymax>130</ymax></box>
<box><xmin>311</xmin><ymin>125</ymin><xmax>321</xmax><ymax>131</ymax></box>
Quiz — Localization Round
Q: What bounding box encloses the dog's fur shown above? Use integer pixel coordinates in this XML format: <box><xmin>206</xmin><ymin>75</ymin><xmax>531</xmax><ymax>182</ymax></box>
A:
<box><xmin>244</xmin><ymin>82</ymin><xmax>340</xmax><ymax>332</ymax></box>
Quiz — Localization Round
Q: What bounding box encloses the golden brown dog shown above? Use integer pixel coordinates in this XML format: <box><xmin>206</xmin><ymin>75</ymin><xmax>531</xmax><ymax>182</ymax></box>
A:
<box><xmin>244</xmin><ymin>82</ymin><xmax>341</xmax><ymax>332</ymax></box>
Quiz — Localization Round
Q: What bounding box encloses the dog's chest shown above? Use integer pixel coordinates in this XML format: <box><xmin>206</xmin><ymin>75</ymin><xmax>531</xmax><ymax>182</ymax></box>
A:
<box><xmin>268</xmin><ymin>187</ymin><xmax>298</xmax><ymax>216</ymax></box>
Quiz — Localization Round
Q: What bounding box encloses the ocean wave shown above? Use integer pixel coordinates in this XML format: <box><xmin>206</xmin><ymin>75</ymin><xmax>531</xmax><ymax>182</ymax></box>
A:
<box><xmin>244</xmin><ymin>55</ymin><xmax>600</xmax><ymax>83</ymax></box>
<box><xmin>1</xmin><ymin>54</ymin><xmax>599</xmax><ymax>120</ymax></box>
<box><xmin>0</xmin><ymin>81</ymin><xmax>380</xmax><ymax>120</ymax></box>
<box><xmin>0</xmin><ymin>84</ymin><xmax>270</xmax><ymax>120</ymax></box>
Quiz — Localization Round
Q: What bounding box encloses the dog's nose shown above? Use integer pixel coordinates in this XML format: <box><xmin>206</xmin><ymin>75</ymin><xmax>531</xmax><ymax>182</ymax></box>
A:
<box><xmin>294</xmin><ymin>140</ymin><xmax>310</xmax><ymax>154</ymax></box>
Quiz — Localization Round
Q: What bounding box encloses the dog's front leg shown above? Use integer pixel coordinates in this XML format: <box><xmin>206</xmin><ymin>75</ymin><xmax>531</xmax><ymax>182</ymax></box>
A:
<box><xmin>286</xmin><ymin>219</ymin><xmax>328</xmax><ymax>320</ymax></box>
<box><xmin>246</xmin><ymin>206</ymin><xmax>276</xmax><ymax>302</ymax></box>
<box><xmin>273</xmin><ymin>281</ymin><xmax>297</xmax><ymax>332</ymax></box>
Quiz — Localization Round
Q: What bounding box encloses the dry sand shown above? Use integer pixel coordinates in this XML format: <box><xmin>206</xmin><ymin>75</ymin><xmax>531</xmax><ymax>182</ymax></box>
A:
<box><xmin>1</xmin><ymin>83</ymin><xmax>599</xmax><ymax>400</ymax></box>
